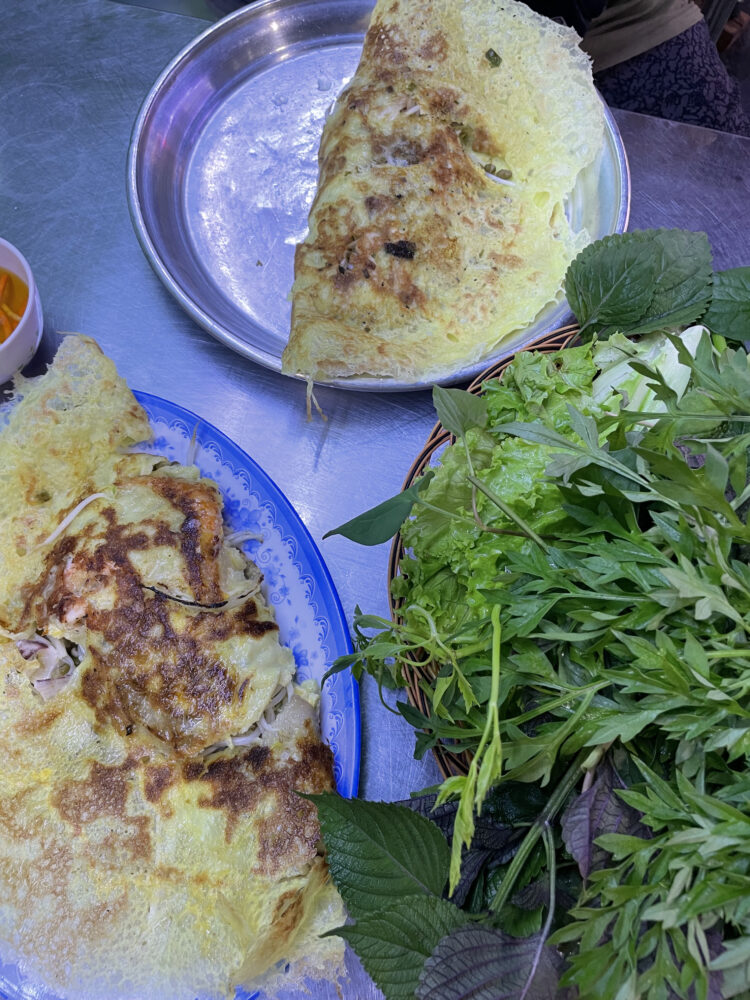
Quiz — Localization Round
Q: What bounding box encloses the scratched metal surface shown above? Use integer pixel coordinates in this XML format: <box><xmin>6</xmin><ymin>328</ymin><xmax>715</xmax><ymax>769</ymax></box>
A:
<box><xmin>1</xmin><ymin>0</ymin><xmax>750</xmax><ymax>997</ymax></box>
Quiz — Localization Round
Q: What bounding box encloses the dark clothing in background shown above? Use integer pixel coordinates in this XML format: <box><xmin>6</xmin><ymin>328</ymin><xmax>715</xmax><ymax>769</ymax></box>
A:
<box><xmin>582</xmin><ymin>0</ymin><xmax>702</xmax><ymax>69</ymax></box>
<box><xmin>521</xmin><ymin>0</ymin><xmax>607</xmax><ymax>34</ymax></box>
<box><xmin>595</xmin><ymin>18</ymin><xmax>750</xmax><ymax>136</ymax></box>
<box><xmin>524</xmin><ymin>0</ymin><xmax>750</xmax><ymax>137</ymax></box>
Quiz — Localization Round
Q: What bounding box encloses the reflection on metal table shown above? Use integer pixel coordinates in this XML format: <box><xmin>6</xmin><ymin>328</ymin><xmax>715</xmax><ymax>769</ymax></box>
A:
<box><xmin>1</xmin><ymin>0</ymin><xmax>750</xmax><ymax>996</ymax></box>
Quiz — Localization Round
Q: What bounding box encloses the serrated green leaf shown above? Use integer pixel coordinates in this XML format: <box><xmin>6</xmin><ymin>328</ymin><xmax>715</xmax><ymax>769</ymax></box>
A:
<box><xmin>566</xmin><ymin>232</ymin><xmax>659</xmax><ymax>336</ymax></box>
<box><xmin>332</xmin><ymin>895</ymin><xmax>469</xmax><ymax>1000</ymax></box>
<box><xmin>584</xmin><ymin>709</ymin><xmax>662</xmax><ymax>746</ymax></box>
<box><xmin>432</xmin><ymin>672</ymin><xmax>454</xmax><ymax>712</ymax></box>
<box><xmin>702</xmin><ymin>266</ymin><xmax>750</xmax><ymax>342</ymax></box>
<box><xmin>710</xmin><ymin>935</ymin><xmax>750</xmax><ymax>972</ymax></box>
<box><xmin>683</xmin><ymin>633</ymin><xmax>709</xmax><ymax>677</ymax></box>
<box><xmin>566</xmin><ymin>229</ymin><xmax>712</xmax><ymax>339</ymax></box>
<box><xmin>625</xmin><ymin>229</ymin><xmax>712</xmax><ymax>336</ymax></box>
<box><xmin>595</xmin><ymin>833</ymin><xmax>653</xmax><ymax>857</ymax></box>
<box><xmin>716</xmin><ymin>957</ymin><xmax>750</xmax><ymax>999</ymax></box>
<box><xmin>417</xmin><ymin>924</ymin><xmax>563</xmax><ymax>999</ymax></box>
<box><xmin>703</xmin><ymin>442</ymin><xmax>729</xmax><ymax>495</ymax></box>
<box><xmin>456</xmin><ymin>672</ymin><xmax>479</xmax><ymax>712</ymax></box>
<box><xmin>310</xmin><ymin>794</ymin><xmax>450</xmax><ymax>918</ymax></box>
<box><xmin>567</xmin><ymin>405</ymin><xmax>600</xmax><ymax>450</ymax></box>
<box><xmin>659</xmin><ymin>563</ymin><xmax>742</xmax><ymax>624</ymax></box>
<box><xmin>494</xmin><ymin>420</ymin><xmax>583</xmax><ymax>451</ymax></box>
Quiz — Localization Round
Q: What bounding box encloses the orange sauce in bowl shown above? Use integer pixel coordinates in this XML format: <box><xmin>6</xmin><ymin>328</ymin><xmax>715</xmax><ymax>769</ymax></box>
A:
<box><xmin>0</xmin><ymin>268</ymin><xmax>29</xmax><ymax>345</ymax></box>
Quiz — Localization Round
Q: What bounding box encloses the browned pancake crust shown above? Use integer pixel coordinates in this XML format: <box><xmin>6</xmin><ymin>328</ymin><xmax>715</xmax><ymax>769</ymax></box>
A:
<box><xmin>283</xmin><ymin>0</ymin><xmax>603</xmax><ymax>382</ymax></box>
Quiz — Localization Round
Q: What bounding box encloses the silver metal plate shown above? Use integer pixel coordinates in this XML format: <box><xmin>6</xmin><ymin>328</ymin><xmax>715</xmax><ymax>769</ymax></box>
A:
<box><xmin>128</xmin><ymin>0</ymin><xmax>630</xmax><ymax>392</ymax></box>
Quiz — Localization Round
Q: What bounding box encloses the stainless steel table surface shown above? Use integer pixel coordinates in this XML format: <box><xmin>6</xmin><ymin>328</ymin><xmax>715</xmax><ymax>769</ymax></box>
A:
<box><xmin>1</xmin><ymin>1</ymin><xmax>750</xmax><ymax>997</ymax></box>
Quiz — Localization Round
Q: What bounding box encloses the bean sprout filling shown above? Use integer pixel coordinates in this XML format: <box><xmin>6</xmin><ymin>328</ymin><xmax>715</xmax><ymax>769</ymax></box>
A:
<box><xmin>16</xmin><ymin>633</ymin><xmax>85</xmax><ymax>699</ymax></box>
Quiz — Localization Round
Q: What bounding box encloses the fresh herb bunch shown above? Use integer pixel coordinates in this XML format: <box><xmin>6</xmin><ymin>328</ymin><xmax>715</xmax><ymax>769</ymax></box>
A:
<box><xmin>321</xmin><ymin>231</ymin><xmax>750</xmax><ymax>999</ymax></box>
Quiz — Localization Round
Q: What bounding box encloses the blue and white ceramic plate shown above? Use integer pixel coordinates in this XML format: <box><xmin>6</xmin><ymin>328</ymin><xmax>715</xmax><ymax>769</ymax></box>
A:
<box><xmin>0</xmin><ymin>392</ymin><xmax>359</xmax><ymax>1000</ymax></box>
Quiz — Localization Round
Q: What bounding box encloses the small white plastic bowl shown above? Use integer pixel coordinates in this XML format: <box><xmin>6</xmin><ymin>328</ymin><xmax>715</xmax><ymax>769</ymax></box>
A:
<box><xmin>0</xmin><ymin>238</ymin><xmax>43</xmax><ymax>384</ymax></box>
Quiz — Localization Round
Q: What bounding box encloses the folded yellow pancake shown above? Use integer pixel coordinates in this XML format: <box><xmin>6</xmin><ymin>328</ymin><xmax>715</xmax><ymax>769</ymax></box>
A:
<box><xmin>0</xmin><ymin>335</ymin><xmax>152</xmax><ymax>628</ymax></box>
<box><xmin>18</xmin><ymin>466</ymin><xmax>294</xmax><ymax>756</ymax></box>
<box><xmin>283</xmin><ymin>0</ymin><xmax>604</xmax><ymax>383</ymax></box>
<box><xmin>0</xmin><ymin>336</ymin><xmax>344</xmax><ymax>999</ymax></box>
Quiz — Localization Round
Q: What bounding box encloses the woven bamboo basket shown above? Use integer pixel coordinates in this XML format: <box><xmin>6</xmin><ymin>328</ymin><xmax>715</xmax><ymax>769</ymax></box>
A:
<box><xmin>387</xmin><ymin>324</ymin><xmax>580</xmax><ymax>779</ymax></box>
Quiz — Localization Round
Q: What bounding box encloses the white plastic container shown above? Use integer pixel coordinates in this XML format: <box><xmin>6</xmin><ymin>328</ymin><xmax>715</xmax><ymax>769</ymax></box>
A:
<box><xmin>0</xmin><ymin>238</ymin><xmax>43</xmax><ymax>384</ymax></box>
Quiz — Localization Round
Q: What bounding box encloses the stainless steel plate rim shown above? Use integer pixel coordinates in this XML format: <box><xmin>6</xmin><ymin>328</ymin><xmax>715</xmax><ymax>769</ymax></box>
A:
<box><xmin>128</xmin><ymin>0</ymin><xmax>631</xmax><ymax>393</ymax></box>
<box><xmin>127</xmin><ymin>9</ymin><xmax>260</xmax><ymax>360</ymax></box>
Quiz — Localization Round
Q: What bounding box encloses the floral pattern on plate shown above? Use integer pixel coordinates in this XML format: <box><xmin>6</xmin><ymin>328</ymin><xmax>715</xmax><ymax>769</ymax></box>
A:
<box><xmin>139</xmin><ymin>391</ymin><xmax>360</xmax><ymax>796</ymax></box>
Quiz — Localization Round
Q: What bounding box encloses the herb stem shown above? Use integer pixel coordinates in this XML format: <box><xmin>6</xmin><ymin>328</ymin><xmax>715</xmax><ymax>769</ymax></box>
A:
<box><xmin>471</xmin><ymin>606</ymin><xmax>503</xmax><ymax>788</ymax></box>
<box><xmin>507</xmin><ymin>681</ymin><xmax>608</xmax><ymax>726</ymax></box>
<box><xmin>375</xmin><ymin>677</ymin><xmax>403</xmax><ymax>717</ymax></box>
<box><xmin>489</xmin><ymin>744</ymin><xmax>607</xmax><ymax>914</ymax></box>
<box><xmin>486</xmin><ymin>605</ymin><xmax>502</xmax><ymax>761</ymax></box>
<box><xmin>468</xmin><ymin>475</ymin><xmax>550</xmax><ymax>552</ymax></box>
<box><xmin>617</xmin><ymin>411</ymin><xmax>750</xmax><ymax>425</ymax></box>
<box><xmin>519</xmin><ymin>823</ymin><xmax>557</xmax><ymax>1000</ymax></box>
<box><xmin>454</xmin><ymin>640</ymin><xmax>493</xmax><ymax>660</ymax></box>
<box><xmin>415</xmin><ymin>498</ymin><xmax>478</xmax><ymax>527</ymax></box>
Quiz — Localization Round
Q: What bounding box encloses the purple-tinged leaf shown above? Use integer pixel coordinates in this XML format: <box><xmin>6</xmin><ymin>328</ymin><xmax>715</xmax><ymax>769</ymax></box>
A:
<box><xmin>513</xmin><ymin>876</ymin><xmax>550</xmax><ymax>911</ymax></box>
<box><xmin>416</xmin><ymin>925</ymin><xmax>564</xmax><ymax>1000</ymax></box>
<box><xmin>401</xmin><ymin>792</ymin><xmax>523</xmax><ymax>906</ymax></box>
<box><xmin>449</xmin><ymin>848</ymin><xmax>505</xmax><ymax>908</ymax></box>
<box><xmin>561</xmin><ymin>758</ymin><xmax>648</xmax><ymax>879</ymax></box>
<box><xmin>703</xmin><ymin>928</ymin><xmax>725</xmax><ymax>1000</ymax></box>
<box><xmin>333</xmin><ymin>895</ymin><xmax>469</xmax><ymax>1000</ymax></box>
